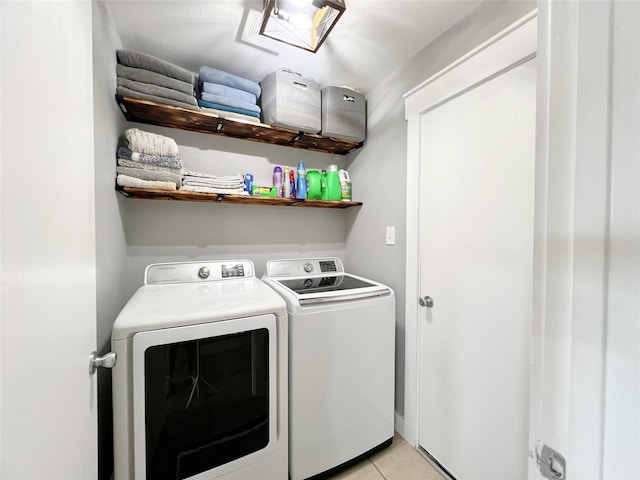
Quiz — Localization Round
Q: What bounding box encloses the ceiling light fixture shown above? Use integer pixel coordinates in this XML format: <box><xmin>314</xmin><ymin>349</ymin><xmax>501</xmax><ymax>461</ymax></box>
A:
<box><xmin>259</xmin><ymin>0</ymin><xmax>346</xmax><ymax>53</ymax></box>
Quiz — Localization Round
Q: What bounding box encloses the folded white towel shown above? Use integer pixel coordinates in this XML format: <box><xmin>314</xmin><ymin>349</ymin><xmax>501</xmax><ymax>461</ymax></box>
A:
<box><xmin>182</xmin><ymin>170</ymin><xmax>243</xmax><ymax>181</ymax></box>
<box><xmin>117</xmin><ymin>174</ymin><xmax>177</xmax><ymax>191</ymax></box>
<box><xmin>116</xmin><ymin>166</ymin><xmax>183</xmax><ymax>185</ymax></box>
<box><xmin>124</xmin><ymin>128</ymin><xmax>179</xmax><ymax>157</ymax></box>
<box><xmin>180</xmin><ymin>185</ymin><xmax>248</xmax><ymax>195</ymax></box>
<box><xmin>200</xmin><ymin>106</ymin><xmax>261</xmax><ymax>124</ymax></box>
<box><xmin>182</xmin><ymin>178</ymin><xmax>245</xmax><ymax>189</ymax></box>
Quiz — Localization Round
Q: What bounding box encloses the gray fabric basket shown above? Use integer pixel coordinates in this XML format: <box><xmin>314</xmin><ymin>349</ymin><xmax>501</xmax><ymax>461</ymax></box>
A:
<box><xmin>321</xmin><ymin>86</ymin><xmax>366</xmax><ymax>142</ymax></box>
<box><xmin>261</xmin><ymin>70</ymin><xmax>321</xmax><ymax>133</ymax></box>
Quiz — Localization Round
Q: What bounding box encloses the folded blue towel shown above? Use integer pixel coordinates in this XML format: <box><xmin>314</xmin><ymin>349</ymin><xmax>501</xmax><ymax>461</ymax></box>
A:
<box><xmin>197</xmin><ymin>99</ymin><xmax>261</xmax><ymax>119</ymax></box>
<box><xmin>199</xmin><ymin>66</ymin><xmax>261</xmax><ymax>98</ymax></box>
<box><xmin>199</xmin><ymin>92</ymin><xmax>261</xmax><ymax>114</ymax></box>
<box><xmin>202</xmin><ymin>82</ymin><xmax>257</xmax><ymax>104</ymax></box>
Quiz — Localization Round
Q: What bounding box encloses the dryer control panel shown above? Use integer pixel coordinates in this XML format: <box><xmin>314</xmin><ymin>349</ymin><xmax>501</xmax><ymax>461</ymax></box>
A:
<box><xmin>145</xmin><ymin>260</ymin><xmax>254</xmax><ymax>285</ymax></box>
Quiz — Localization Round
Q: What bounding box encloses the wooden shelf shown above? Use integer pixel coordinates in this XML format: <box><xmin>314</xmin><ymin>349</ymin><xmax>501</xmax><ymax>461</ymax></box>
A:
<box><xmin>116</xmin><ymin>96</ymin><xmax>364</xmax><ymax>155</ymax></box>
<box><xmin>117</xmin><ymin>186</ymin><xmax>363</xmax><ymax>209</ymax></box>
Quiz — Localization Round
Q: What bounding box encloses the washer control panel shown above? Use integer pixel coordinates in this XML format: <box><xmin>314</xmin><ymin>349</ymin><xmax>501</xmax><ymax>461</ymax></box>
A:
<box><xmin>145</xmin><ymin>260</ymin><xmax>254</xmax><ymax>285</ymax></box>
<box><xmin>266</xmin><ymin>257</ymin><xmax>344</xmax><ymax>278</ymax></box>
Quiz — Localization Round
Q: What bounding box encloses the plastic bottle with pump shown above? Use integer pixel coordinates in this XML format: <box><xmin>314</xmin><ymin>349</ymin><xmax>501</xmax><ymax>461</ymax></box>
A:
<box><xmin>296</xmin><ymin>162</ymin><xmax>307</xmax><ymax>199</ymax></box>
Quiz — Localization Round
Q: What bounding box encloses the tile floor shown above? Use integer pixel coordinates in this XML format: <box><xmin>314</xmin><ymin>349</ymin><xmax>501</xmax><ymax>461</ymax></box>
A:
<box><xmin>328</xmin><ymin>433</ymin><xmax>445</xmax><ymax>480</ymax></box>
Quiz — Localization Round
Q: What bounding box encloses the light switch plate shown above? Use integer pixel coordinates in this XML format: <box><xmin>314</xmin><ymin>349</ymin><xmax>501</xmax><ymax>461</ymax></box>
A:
<box><xmin>385</xmin><ymin>226</ymin><xmax>395</xmax><ymax>245</ymax></box>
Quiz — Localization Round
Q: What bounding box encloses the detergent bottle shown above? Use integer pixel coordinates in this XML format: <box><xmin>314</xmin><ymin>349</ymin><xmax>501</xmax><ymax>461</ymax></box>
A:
<box><xmin>273</xmin><ymin>166</ymin><xmax>282</xmax><ymax>194</ymax></box>
<box><xmin>325</xmin><ymin>164</ymin><xmax>341</xmax><ymax>201</ymax></box>
<box><xmin>296</xmin><ymin>162</ymin><xmax>307</xmax><ymax>199</ymax></box>
<box><xmin>283</xmin><ymin>167</ymin><xmax>290</xmax><ymax>197</ymax></box>
<box><xmin>339</xmin><ymin>169</ymin><xmax>352</xmax><ymax>201</ymax></box>
<box><xmin>289</xmin><ymin>168</ymin><xmax>296</xmax><ymax>198</ymax></box>
<box><xmin>244</xmin><ymin>173</ymin><xmax>254</xmax><ymax>195</ymax></box>
<box><xmin>320</xmin><ymin>170</ymin><xmax>328</xmax><ymax>200</ymax></box>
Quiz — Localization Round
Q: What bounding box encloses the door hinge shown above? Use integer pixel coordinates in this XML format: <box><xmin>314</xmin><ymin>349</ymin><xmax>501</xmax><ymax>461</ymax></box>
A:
<box><xmin>534</xmin><ymin>441</ymin><xmax>566</xmax><ymax>480</ymax></box>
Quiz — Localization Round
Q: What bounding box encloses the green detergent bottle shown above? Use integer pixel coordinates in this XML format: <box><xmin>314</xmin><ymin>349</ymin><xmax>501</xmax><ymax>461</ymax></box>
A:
<box><xmin>325</xmin><ymin>164</ymin><xmax>342</xmax><ymax>201</ymax></box>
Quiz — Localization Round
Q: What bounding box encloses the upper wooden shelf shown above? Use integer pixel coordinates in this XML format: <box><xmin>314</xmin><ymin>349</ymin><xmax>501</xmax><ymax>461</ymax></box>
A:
<box><xmin>116</xmin><ymin>96</ymin><xmax>364</xmax><ymax>155</ymax></box>
<box><xmin>116</xmin><ymin>186</ymin><xmax>362</xmax><ymax>209</ymax></box>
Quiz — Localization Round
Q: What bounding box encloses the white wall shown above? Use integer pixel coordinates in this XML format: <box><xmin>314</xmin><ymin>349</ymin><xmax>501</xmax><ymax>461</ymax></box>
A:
<box><xmin>529</xmin><ymin>1</ymin><xmax>640</xmax><ymax>477</ymax></box>
<box><xmin>344</xmin><ymin>0</ymin><xmax>536</xmax><ymax>421</ymax></box>
<box><xmin>603</xmin><ymin>2</ymin><xmax>640</xmax><ymax>476</ymax></box>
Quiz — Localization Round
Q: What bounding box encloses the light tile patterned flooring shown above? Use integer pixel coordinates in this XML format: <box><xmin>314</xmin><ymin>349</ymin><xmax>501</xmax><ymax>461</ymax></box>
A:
<box><xmin>328</xmin><ymin>433</ymin><xmax>445</xmax><ymax>480</ymax></box>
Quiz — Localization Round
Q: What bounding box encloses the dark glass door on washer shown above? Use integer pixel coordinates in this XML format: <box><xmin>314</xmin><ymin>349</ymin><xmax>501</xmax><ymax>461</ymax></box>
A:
<box><xmin>142</xmin><ymin>328</ymin><xmax>270</xmax><ymax>480</ymax></box>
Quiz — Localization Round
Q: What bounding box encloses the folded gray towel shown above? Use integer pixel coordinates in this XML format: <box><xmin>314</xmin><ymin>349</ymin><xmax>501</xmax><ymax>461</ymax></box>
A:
<box><xmin>117</xmin><ymin>64</ymin><xmax>195</xmax><ymax>96</ymax></box>
<box><xmin>117</xmin><ymin>158</ymin><xmax>182</xmax><ymax>174</ymax></box>
<box><xmin>117</xmin><ymin>146</ymin><xmax>183</xmax><ymax>170</ymax></box>
<box><xmin>116</xmin><ymin>166</ymin><xmax>183</xmax><ymax>185</ymax></box>
<box><xmin>117</xmin><ymin>86</ymin><xmax>201</xmax><ymax>112</ymax></box>
<box><xmin>117</xmin><ymin>174</ymin><xmax>177</xmax><ymax>191</ymax></box>
<box><xmin>117</xmin><ymin>78</ymin><xmax>197</xmax><ymax>109</ymax></box>
<box><xmin>117</xmin><ymin>49</ymin><xmax>195</xmax><ymax>85</ymax></box>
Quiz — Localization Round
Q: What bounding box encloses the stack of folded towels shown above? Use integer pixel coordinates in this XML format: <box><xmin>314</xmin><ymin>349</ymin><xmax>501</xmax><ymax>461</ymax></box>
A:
<box><xmin>116</xmin><ymin>49</ymin><xmax>200</xmax><ymax>112</ymax></box>
<box><xmin>197</xmin><ymin>66</ymin><xmax>262</xmax><ymax>123</ymax></box>
<box><xmin>116</xmin><ymin>128</ymin><xmax>184</xmax><ymax>191</ymax></box>
<box><xmin>181</xmin><ymin>170</ymin><xmax>247</xmax><ymax>195</ymax></box>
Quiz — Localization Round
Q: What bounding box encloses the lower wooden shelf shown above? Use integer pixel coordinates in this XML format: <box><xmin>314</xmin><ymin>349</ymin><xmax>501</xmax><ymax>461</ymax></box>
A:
<box><xmin>116</xmin><ymin>186</ymin><xmax>363</xmax><ymax>209</ymax></box>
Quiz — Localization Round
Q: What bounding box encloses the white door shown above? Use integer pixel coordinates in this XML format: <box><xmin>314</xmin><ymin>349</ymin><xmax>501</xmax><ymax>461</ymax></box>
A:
<box><xmin>417</xmin><ymin>56</ymin><xmax>536</xmax><ymax>480</ymax></box>
<box><xmin>0</xmin><ymin>1</ymin><xmax>97</xmax><ymax>478</ymax></box>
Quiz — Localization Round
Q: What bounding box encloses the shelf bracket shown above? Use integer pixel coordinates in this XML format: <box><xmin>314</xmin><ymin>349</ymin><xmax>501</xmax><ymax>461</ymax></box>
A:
<box><xmin>288</xmin><ymin>132</ymin><xmax>303</xmax><ymax>145</ymax></box>
<box><xmin>348</xmin><ymin>141</ymin><xmax>365</xmax><ymax>153</ymax></box>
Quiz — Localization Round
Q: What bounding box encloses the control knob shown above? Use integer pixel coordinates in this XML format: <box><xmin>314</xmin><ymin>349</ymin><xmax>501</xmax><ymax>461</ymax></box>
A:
<box><xmin>198</xmin><ymin>267</ymin><xmax>210</xmax><ymax>279</ymax></box>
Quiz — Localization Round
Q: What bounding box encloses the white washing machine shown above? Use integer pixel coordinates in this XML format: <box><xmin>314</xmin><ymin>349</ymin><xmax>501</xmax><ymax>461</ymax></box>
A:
<box><xmin>111</xmin><ymin>260</ymin><xmax>288</xmax><ymax>480</ymax></box>
<box><xmin>262</xmin><ymin>257</ymin><xmax>395</xmax><ymax>480</ymax></box>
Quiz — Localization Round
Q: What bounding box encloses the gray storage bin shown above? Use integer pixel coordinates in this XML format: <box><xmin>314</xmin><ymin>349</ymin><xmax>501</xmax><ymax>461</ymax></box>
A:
<box><xmin>321</xmin><ymin>86</ymin><xmax>366</xmax><ymax>142</ymax></box>
<box><xmin>261</xmin><ymin>70</ymin><xmax>321</xmax><ymax>133</ymax></box>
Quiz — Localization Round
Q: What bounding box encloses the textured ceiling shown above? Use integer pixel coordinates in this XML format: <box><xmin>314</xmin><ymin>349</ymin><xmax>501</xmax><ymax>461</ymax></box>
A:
<box><xmin>103</xmin><ymin>0</ymin><xmax>482</xmax><ymax>96</ymax></box>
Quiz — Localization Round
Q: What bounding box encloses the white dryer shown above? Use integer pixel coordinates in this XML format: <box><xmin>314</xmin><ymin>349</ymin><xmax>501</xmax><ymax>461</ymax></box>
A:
<box><xmin>111</xmin><ymin>260</ymin><xmax>288</xmax><ymax>480</ymax></box>
<box><xmin>263</xmin><ymin>257</ymin><xmax>395</xmax><ymax>480</ymax></box>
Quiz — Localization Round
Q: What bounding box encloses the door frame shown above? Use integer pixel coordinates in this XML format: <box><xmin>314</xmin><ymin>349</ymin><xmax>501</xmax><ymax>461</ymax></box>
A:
<box><xmin>401</xmin><ymin>11</ymin><xmax>538</xmax><ymax>446</ymax></box>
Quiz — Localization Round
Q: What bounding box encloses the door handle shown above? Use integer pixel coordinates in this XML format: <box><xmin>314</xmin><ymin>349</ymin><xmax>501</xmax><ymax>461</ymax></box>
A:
<box><xmin>419</xmin><ymin>296</ymin><xmax>434</xmax><ymax>308</ymax></box>
<box><xmin>89</xmin><ymin>351</ymin><xmax>116</xmax><ymax>375</ymax></box>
